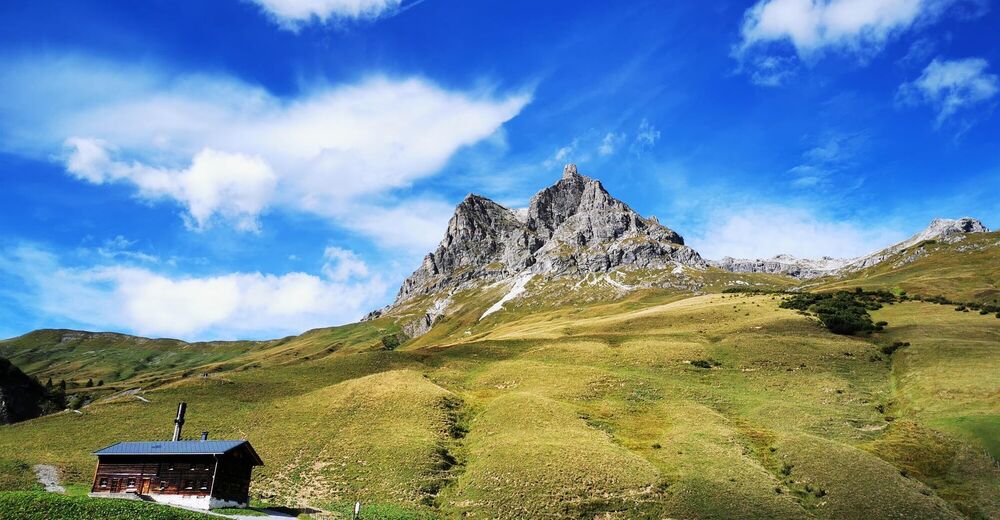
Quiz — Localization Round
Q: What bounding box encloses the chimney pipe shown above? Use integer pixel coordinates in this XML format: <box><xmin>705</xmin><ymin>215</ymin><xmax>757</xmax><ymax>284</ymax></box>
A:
<box><xmin>200</xmin><ymin>431</ymin><xmax>208</xmax><ymax>441</ymax></box>
<box><xmin>172</xmin><ymin>402</ymin><xmax>186</xmax><ymax>441</ymax></box>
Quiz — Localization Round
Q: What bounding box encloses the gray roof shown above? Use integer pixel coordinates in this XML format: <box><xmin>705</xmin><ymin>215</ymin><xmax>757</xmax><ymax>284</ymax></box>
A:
<box><xmin>93</xmin><ymin>440</ymin><xmax>263</xmax><ymax>465</ymax></box>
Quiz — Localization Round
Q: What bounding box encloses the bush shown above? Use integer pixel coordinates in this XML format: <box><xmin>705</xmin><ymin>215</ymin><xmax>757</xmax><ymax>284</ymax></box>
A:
<box><xmin>380</xmin><ymin>334</ymin><xmax>401</xmax><ymax>350</ymax></box>
<box><xmin>881</xmin><ymin>341</ymin><xmax>910</xmax><ymax>356</ymax></box>
<box><xmin>690</xmin><ymin>359</ymin><xmax>720</xmax><ymax>369</ymax></box>
<box><xmin>954</xmin><ymin>305</ymin><xmax>966</xmax><ymax>312</ymax></box>
<box><xmin>781</xmin><ymin>291</ymin><xmax>881</xmax><ymax>335</ymax></box>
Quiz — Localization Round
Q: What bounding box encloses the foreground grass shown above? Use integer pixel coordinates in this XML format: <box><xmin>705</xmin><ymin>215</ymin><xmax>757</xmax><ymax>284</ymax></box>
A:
<box><xmin>0</xmin><ymin>491</ymin><xmax>215</xmax><ymax>519</ymax></box>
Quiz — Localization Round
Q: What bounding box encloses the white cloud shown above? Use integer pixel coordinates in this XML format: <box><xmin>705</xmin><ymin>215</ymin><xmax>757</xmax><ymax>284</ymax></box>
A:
<box><xmin>739</xmin><ymin>0</ymin><xmax>935</xmax><ymax>55</ymax></box>
<box><xmin>735</xmin><ymin>0</ymin><xmax>966</xmax><ymax>84</ymax></box>
<box><xmin>630</xmin><ymin>119</ymin><xmax>660</xmax><ymax>156</ymax></box>
<box><xmin>597</xmin><ymin>132</ymin><xmax>625</xmax><ymax>156</ymax></box>
<box><xmin>321</xmin><ymin>246</ymin><xmax>369</xmax><ymax>281</ymax></box>
<box><xmin>0</xmin><ymin>244</ymin><xmax>386</xmax><ymax>340</ymax></box>
<box><xmin>65</xmin><ymin>139</ymin><xmax>277</xmax><ymax>231</ymax></box>
<box><xmin>0</xmin><ymin>54</ymin><xmax>530</xmax><ymax>250</ymax></box>
<box><xmin>897</xmin><ymin>57</ymin><xmax>999</xmax><ymax>124</ymax></box>
<box><xmin>688</xmin><ymin>206</ymin><xmax>904</xmax><ymax>260</ymax></box>
<box><xmin>249</xmin><ymin>0</ymin><xmax>403</xmax><ymax>27</ymax></box>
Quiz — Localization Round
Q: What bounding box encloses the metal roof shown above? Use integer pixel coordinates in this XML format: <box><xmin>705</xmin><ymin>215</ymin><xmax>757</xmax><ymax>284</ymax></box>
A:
<box><xmin>93</xmin><ymin>440</ymin><xmax>263</xmax><ymax>465</ymax></box>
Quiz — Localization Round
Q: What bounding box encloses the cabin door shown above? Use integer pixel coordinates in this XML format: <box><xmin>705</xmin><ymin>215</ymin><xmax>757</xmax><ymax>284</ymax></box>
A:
<box><xmin>140</xmin><ymin>478</ymin><xmax>151</xmax><ymax>494</ymax></box>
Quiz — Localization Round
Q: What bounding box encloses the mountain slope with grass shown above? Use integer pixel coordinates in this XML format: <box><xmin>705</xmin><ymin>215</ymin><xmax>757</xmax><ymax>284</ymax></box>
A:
<box><xmin>1</xmin><ymin>167</ymin><xmax>997</xmax><ymax>519</ymax></box>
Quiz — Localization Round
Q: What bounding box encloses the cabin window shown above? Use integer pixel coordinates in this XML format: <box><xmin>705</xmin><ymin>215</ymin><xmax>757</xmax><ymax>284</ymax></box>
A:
<box><xmin>99</xmin><ymin>478</ymin><xmax>108</xmax><ymax>488</ymax></box>
<box><xmin>199</xmin><ymin>480</ymin><xmax>209</xmax><ymax>490</ymax></box>
<box><xmin>158</xmin><ymin>480</ymin><xmax>167</xmax><ymax>491</ymax></box>
<box><xmin>126</xmin><ymin>478</ymin><xmax>136</xmax><ymax>488</ymax></box>
<box><xmin>184</xmin><ymin>480</ymin><xmax>194</xmax><ymax>490</ymax></box>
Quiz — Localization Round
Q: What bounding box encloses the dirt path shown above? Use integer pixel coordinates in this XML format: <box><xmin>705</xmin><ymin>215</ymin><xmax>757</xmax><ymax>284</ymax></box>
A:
<box><xmin>32</xmin><ymin>464</ymin><xmax>65</xmax><ymax>493</ymax></box>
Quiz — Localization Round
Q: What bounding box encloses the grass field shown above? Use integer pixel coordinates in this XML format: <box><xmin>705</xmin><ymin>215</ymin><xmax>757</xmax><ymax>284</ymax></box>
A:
<box><xmin>0</xmin><ymin>491</ymin><xmax>216</xmax><ymax>519</ymax></box>
<box><xmin>0</xmin><ymin>267</ymin><xmax>998</xmax><ymax>518</ymax></box>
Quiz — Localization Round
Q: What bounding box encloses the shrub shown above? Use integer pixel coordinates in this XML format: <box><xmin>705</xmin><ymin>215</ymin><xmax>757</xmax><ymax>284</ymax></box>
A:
<box><xmin>690</xmin><ymin>359</ymin><xmax>714</xmax><ymax>369</ymax></box>
<box><xmin>380</xmin><ymin>334</ymin><xmax>401</xmax><ymax>350</ymax></box>
<box><xmin>780</xmin><ymin>291</ymin><xmax>887</xmax><ymax>335</ymax></box>
<box><xmin>880</xmin><ymin>341</ymin><xmax>910</xmax><ymax>356</ymax></box>
<box><xmin>955</xmin><ymin>306</ymin><xmax>966</xmax><ymax>312</ymax></box>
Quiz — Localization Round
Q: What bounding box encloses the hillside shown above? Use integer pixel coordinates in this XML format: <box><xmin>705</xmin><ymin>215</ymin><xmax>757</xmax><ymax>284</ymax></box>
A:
<box><xmin>0</xmin><ymin>167</ymin><xmax>997</xmax><ymax>519</ymax></box>
<box><xmin>812</xmin><ymin>230</ymin><xmax>1000</xmax><ymax>304</ymax></box>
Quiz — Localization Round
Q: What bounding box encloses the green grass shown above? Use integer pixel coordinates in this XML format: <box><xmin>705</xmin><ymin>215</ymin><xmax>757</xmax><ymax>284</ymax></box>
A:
<box><xmin>0</xmin><ymin>282</ymin><xmax>997</xmax><ymax>518</ymax></box>
<box><xmin>0</xmin><ymin>491</ymin><xmax>216</xmax><ymax>519</ymax></box>
<box><xmin>324</xmin><ymin>501</ymin><xmax>440</xmax><ymax>519</ymax></box>
<box><xmin>0</xmin><ymin>460</ymin><xmax>38</xmax><ymax>491</ymax></box>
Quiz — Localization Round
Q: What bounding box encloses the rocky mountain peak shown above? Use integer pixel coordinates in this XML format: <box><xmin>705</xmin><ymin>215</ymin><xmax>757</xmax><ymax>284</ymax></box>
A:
<box><xmin>392</xmin><ymin>165</ymin><xmax>703</xmax><ymax>306</ymax></box>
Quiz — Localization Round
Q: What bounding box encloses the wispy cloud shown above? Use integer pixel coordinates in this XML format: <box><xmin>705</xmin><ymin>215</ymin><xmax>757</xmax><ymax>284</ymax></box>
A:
<box><xmin>0</xmin><ymin>53</ymin><xmax>531</xmax><ymax>252</ymax></box>
<box><xmin>788</xmin><ymin>131</ymin><xmax>868</xmax><ymax>188</ymax></box>
<box><xmin>630</xmin><ymin>119</ymin><xmax>660</xmax><ymax>156</ymax></box>
<box><xmin>897</xmin><ymin>57</ymin><xmax>999</xmax><ymax>125</ymax></box>
<box><xmin>597</xmin><ymin>132</ymin><xmax>626</xmax><ymax>156</ymax></box>
<box><xmin>543</xmin><ymin>139</ymin><xmax>579</xmax><ymax>169</ymax></box>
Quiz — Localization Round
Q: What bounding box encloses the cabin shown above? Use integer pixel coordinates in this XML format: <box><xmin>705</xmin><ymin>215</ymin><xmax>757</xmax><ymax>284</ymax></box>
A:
<box><xmin>90</xmin><ymin>403</ymin><xmax>263</xmax><ymax>510</ymax></box>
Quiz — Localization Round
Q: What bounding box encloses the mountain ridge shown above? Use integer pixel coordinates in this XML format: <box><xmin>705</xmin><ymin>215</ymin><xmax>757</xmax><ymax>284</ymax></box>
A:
<box><xmin>714</xmin><ymin>217</ymin><xmax>990</xmax><ymax>279</ymax></box>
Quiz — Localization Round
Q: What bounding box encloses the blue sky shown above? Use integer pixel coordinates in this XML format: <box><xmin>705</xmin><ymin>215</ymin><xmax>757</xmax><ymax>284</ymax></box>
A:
<box><xmin>1</xmin><ymin>0</ymin><xmax>998</xmax><ymax>340</ymax></box>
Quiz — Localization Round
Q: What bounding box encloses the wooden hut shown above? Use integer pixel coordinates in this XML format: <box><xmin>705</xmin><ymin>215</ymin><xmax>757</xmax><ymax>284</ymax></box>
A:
<box><xmin>90</xmin><ymin>403</ymin><xmax>263</xmax><ymax>510</ymax></box>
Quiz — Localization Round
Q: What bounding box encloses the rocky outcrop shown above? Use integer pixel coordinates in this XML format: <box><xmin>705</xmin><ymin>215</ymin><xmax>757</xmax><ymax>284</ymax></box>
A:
<box><xmin>394</xmin><ymin>164</ymin><xmax>704</xmax><ymax>305</ymax></box>
<box><xmin>714</xmin><ymin>217</ymin><xmax>991</xmax><ymax>279</ymax></box>
<box><xmin>713</xmin><ymin>255</ymin><xmax>848</xmax><ymax>279</ymax></box>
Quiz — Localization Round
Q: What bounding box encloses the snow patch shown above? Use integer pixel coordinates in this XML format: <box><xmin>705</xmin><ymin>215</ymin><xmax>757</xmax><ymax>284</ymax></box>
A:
<box><xmin>481</xmin><ymin>274</ymin><xmax>533</xmax><ymax>320</ymax></box>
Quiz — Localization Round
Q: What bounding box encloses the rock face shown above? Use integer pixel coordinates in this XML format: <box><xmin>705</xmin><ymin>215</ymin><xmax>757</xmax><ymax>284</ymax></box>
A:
<box><xmin>713</xmin><ymin>255</ymin><xmax>849</xmax><ymax>279</ymax></box>
<box><xmin>714</xmin><ymin>217</ymin><xmax>991</xmax><ymax>279</ymax></box>
<box><xmin>0</xmin><ymin>357</ymin><xmax>58</xmax><ymax>425</ymax></box>
<box><xmin>394</xmin><ymin>164</ymin><xmax>704</xmax><ymax>305</ymax></box>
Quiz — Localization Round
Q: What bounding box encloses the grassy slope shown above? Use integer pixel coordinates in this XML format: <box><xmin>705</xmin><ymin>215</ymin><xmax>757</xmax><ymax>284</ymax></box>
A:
<box><xmin>0</xmin><ymin>329</ymin><xmax>272</xmax><ymax>389</ymax></box>
<box><xmin>812</xmin><ymin>231</ymin><xmax>1000</xmax><ymax>303</ymax></box>
<box><xmin>0</xmin><ymin>276</ymin><xmax>997</xmax><ymax>518</ymax></box>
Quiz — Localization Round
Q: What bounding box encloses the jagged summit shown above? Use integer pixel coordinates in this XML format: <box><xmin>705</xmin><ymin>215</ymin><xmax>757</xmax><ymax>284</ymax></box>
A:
<box><xmin>393</xmin><ymin>164</ymin><xmax>703</xmax><ymax>306</ymax></box>
<box><xmin>713</xmin><ymin>217</ymin><xmax>991</xmax><ymax>279</ymax></box>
